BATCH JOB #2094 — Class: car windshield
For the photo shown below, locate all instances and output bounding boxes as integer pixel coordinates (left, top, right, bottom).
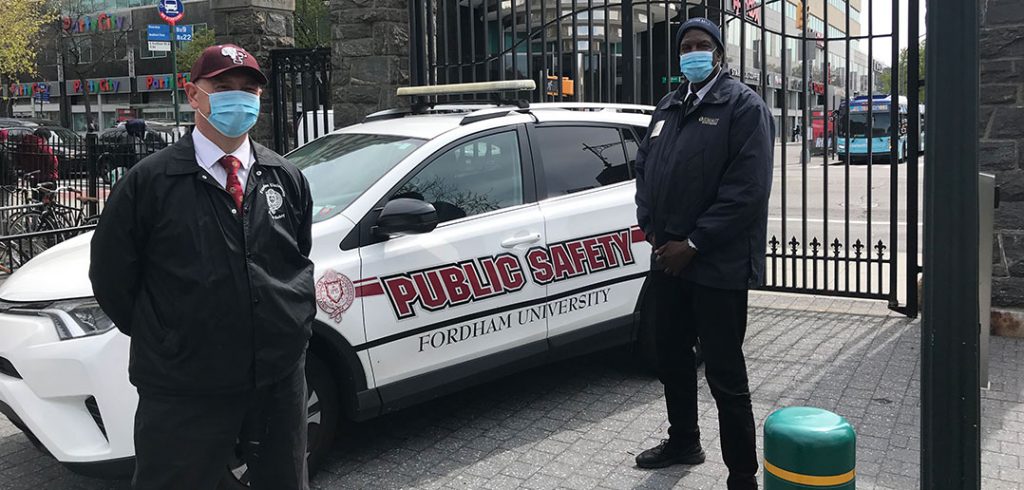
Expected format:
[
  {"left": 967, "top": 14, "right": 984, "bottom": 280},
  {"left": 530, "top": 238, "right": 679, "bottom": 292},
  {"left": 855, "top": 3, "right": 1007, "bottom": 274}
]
[
  {"left": 287, "top": 133, "right": 425, "bottom": 222},
  {"left": 846, "top": 112, "right": 892, "bottom": 138}
]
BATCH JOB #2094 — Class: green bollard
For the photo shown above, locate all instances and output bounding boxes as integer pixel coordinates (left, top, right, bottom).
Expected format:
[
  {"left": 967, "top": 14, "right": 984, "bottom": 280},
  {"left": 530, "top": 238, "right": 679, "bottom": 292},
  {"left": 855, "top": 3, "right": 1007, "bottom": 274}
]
[{"left": 764, "top": 407, "right": 856, "bottom": 489}]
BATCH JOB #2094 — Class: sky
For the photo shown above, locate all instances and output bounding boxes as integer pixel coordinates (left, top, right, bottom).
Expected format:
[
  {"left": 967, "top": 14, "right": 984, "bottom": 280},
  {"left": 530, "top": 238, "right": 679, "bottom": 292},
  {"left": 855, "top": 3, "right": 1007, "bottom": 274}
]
[{"left": 865, "top": 0, "right": 927, "bottom": 66}]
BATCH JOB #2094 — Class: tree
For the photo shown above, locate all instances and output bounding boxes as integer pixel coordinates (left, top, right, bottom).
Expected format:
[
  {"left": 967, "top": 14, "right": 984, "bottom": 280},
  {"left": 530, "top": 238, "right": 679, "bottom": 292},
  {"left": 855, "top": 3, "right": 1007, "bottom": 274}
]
[
  {"left": 295, "top": 0, "right": 330, "bottom": 49},
  {"left": 878, "top": 40, "right": 926, "bottom": 100},
  {"left": 177, "top": 28, "right": 218, "bottom": 74},
  {"left": 0, "top": 0, "right": 53, "bottom": 116},
  {"left": 53, "top": 0, "right": 131, "bottom": 130}
]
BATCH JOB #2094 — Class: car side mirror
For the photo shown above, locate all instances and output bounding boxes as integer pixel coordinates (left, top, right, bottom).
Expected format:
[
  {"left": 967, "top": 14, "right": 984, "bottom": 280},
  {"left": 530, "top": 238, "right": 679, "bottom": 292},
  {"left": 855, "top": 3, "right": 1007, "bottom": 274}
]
[{"left": 373, "top": 198, "right": 439, "bottom": 237}]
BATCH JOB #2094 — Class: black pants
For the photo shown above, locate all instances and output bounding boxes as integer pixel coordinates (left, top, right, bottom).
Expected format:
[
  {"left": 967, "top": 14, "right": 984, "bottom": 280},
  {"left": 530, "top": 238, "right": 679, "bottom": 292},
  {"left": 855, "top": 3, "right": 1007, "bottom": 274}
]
[
  {"left": 650, "top": 270, "right": 758, "bottom": 489},
  {"left": 132, "top": 360, "right": 309, "bottom": 490}
]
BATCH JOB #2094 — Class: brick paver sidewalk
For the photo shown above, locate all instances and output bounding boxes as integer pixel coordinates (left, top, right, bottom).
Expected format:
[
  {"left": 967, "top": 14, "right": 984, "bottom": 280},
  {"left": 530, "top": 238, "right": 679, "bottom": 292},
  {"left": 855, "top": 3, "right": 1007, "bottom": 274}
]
[{"left": 2, "top": 294, "right": 1022, "bottom": 489}]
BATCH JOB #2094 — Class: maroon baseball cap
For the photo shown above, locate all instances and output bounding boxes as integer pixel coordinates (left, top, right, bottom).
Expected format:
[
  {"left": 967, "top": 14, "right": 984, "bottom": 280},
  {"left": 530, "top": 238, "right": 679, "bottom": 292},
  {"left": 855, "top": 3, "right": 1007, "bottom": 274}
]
[{"left": 190, "top": 44, "right": 268, "bottom": 85}]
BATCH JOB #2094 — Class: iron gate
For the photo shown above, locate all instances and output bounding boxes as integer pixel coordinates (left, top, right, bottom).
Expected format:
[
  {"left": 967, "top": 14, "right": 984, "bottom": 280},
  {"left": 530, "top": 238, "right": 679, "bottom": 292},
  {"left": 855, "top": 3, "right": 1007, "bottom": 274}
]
[
  {"left": 270, "top": 47, "right": 333, "bottom": 155},
  {"left": 409, "top": 0, "right": 922, "bottom": 316}
]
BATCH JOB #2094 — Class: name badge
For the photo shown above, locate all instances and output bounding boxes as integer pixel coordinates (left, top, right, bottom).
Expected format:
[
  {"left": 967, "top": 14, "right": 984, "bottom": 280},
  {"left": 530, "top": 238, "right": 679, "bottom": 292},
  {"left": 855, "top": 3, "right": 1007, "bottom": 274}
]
[
  {"left": 651, "top": 120, "right": 665, "bottom": 138},
  {"left": 699, "top": 116, "right": 719, "bottom": 126}
]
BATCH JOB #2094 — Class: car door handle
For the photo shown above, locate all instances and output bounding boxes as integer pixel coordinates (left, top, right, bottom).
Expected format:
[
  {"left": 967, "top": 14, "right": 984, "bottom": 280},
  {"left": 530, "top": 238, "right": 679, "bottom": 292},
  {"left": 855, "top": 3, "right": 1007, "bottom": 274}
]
[{"left": 501, "top": 233, "right": 542, "bottom": 248}]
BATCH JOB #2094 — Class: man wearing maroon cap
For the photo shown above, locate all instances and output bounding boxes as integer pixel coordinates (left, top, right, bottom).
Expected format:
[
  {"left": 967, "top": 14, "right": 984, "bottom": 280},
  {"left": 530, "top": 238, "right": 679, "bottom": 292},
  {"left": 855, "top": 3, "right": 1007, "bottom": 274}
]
[{"left": 90, "top": 44, "right": 315, "bottom": 490}]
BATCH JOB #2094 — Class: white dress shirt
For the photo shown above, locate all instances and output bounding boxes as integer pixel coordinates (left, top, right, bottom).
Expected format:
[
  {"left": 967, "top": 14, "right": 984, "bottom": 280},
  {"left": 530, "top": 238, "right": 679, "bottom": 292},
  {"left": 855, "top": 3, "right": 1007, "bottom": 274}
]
[
  {"left": 193, "top": 127, "right": 255, "bottom": 190},
  {"left": 687, "top": 67, "right": 724, "bottom": 104}
]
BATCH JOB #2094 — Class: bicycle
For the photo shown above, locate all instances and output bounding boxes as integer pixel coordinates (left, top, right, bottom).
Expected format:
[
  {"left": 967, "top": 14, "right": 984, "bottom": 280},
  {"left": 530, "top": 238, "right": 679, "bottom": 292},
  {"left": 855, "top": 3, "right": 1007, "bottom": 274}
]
[{"left": 4, "top": 184, "right": 101, "bottom": 263}]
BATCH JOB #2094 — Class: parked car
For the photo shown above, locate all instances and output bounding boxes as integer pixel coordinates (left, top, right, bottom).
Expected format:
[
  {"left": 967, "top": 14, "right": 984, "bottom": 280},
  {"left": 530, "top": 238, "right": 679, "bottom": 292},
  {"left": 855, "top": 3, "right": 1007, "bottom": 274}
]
[
  {"left": 0, "top": 125, "right": 86, "bottom": 179},
  {"left": 0, "top": 85, "right": 657, "bottom": 485},
  {"left": 0, "top": 117, "right": 60, "bottom": 129}
]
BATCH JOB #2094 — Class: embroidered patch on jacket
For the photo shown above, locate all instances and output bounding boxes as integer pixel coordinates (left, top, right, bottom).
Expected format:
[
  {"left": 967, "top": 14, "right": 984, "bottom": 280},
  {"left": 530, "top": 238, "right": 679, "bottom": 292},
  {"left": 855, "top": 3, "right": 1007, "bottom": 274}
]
[
  {"left": 316, "top": 270, "right": 355, "bottom": 323},
  {"left": 699, "top": 116, "right": 719, "bottom": 126},
  {"left": 260, "top": 183, "right": 286, "bottom": 220}
]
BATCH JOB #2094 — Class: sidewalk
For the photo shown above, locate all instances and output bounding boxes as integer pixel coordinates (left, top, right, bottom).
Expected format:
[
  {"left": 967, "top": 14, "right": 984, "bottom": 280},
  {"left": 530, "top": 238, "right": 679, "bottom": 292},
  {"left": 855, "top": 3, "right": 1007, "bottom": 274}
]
[{"left": 1, "top": 294, "right": 1022, "bottom": 489}]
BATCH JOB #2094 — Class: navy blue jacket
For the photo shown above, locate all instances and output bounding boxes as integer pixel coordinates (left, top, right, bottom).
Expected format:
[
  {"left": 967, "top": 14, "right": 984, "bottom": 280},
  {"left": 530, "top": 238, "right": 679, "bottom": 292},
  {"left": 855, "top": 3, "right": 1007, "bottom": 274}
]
[{"left": 635, "top": 72, "right": 774, "bottom": 290}]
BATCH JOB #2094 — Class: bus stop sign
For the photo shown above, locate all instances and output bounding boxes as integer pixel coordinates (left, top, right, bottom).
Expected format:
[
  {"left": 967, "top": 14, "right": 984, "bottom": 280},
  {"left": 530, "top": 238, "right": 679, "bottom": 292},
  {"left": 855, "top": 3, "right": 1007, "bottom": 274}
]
[{"left": 158, "top": 0, "right": 184, "bottom": 25}]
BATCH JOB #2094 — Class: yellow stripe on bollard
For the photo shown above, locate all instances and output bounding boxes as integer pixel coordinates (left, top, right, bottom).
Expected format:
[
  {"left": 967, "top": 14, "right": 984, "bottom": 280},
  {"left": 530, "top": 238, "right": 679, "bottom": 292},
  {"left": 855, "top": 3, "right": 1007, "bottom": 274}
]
[{"left": 764, "top": 461, "right": 856, "bottom": 487}]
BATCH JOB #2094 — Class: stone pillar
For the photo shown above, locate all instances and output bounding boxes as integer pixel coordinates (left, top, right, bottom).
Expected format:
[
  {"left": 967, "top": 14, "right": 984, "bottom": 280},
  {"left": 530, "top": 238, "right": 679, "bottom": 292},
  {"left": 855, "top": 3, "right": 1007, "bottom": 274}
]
[
  {"left": 330, "top": 0, "right": 410, "bottom": 128},
  {"left": 979, "top": 0, "right": 1024, "bottom": 315},
  {"left": 210, "top": 0, "right": 296, "bottom": 146}
]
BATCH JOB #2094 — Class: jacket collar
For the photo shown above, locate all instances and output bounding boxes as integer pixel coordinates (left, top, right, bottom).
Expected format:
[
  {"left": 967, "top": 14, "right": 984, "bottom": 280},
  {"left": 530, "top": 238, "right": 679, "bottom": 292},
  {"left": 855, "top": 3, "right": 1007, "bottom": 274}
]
[
  {"left": 670, "top": 70, "right": 732, "bottom": 108},
  {"left": 165, "top": 132, "right": 281, "bottom": 176}
]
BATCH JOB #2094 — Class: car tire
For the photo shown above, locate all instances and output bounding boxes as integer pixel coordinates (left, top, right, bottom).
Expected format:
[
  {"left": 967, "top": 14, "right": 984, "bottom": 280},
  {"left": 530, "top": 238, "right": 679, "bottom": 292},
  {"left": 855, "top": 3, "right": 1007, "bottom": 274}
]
[{"left": 219, "top": 352, "right": 341, "bottom": 489}]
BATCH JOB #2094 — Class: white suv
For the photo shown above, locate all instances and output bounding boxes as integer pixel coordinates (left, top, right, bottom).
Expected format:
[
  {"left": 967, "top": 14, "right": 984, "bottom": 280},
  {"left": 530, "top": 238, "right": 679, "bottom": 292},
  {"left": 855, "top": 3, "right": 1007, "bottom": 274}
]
[{"left": 0, "top": 90, "right": 656, "bottom": 484}]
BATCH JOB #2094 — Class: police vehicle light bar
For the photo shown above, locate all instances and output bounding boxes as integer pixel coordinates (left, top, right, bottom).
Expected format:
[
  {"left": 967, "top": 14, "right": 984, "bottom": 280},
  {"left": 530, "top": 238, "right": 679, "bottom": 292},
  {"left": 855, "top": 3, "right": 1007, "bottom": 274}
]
[{"left": 397, "top": 80, "right": 537, "bottom": 97}]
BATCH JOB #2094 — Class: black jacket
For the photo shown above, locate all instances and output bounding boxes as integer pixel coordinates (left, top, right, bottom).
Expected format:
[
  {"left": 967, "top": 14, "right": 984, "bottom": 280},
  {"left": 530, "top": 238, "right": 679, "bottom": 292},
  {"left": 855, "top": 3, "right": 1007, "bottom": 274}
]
[
  {"left": 635, "top": 72, "right": 775, "bottom": 290},
  {"left": 90, "top": 134, "right": 316, "bottom": 395}
]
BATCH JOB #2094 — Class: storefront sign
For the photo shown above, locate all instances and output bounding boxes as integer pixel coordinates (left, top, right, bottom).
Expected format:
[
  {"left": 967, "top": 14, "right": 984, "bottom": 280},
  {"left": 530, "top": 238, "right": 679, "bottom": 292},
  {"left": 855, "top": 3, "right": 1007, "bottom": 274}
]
[
  {"left": 732, "top": 0, "right": 761, "bottom": 23},
  {"left": 62, "top": 13, "right": 131, "bottom": 33},
  {"left": 67, "top": 77, "right": 132, "bottom": 95},
  {"left": 137, "top": 73, "right": 192, "bottom": 92},
  {"left": 7, "top": 81, "right": 61, "bottom": 99}
]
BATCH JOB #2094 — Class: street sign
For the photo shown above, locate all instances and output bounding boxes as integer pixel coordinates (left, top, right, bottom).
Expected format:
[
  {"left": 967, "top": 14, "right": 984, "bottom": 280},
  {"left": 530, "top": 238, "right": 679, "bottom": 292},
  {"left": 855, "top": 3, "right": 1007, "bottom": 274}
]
[
  {"left": 175, "top": 25, "right": 193, "bottom": 41},
  {"left": 158, "top": 0, "right": 184, "bottom": 25},
  {"left": 147, "top": 24, "right": 170, "bottom": 41},
  {"left": 149, "top": 41, "right": 172, "bottom": 52}
]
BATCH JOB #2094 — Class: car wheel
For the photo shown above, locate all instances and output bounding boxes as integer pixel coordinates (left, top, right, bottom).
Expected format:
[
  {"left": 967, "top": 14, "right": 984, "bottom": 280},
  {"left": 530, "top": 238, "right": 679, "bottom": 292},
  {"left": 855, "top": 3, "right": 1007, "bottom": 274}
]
[{"left": 219, "top": 353, "right": 341, "bottom": 489}]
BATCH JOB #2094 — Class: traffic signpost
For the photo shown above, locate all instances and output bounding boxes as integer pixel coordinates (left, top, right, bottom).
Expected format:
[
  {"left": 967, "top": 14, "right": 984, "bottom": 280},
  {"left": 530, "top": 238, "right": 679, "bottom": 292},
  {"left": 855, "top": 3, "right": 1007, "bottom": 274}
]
[{"left": 157, "top": 0, "right": 185, "bottom": 128}]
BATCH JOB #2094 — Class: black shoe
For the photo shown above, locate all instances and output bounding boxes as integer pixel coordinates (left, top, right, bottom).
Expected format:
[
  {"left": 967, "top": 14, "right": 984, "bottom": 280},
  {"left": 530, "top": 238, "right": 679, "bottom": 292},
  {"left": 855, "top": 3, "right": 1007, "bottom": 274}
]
[{"left": 635, "top": 439, "right": 706, "bottom": 469}]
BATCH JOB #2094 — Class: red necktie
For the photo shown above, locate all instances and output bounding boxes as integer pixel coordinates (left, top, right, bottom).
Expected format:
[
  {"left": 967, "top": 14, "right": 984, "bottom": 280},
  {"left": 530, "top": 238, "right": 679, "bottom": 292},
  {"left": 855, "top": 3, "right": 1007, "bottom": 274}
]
[{"left": 218, "top": 155, "right": 244, "bottom": 215}]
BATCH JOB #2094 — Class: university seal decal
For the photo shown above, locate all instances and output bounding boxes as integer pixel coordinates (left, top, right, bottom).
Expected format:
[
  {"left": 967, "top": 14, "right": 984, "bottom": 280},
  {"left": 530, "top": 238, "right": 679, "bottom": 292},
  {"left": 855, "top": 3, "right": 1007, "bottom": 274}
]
[
  {"left": 316, "top": 270, "right": 355, "bottom": 323},
  {"left": 260, "top": 183, "right": 285, "bottom": 219}
]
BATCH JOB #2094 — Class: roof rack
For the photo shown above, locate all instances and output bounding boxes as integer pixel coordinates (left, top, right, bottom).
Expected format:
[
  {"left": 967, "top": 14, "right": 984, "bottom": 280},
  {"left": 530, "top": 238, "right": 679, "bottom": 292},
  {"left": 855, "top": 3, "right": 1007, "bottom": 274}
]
[
  {"left": 363, "top": 80, "right": 536, "bottom": 124},
  {"left": 362, "top": 82, "right": 657, "bottom": 125}
]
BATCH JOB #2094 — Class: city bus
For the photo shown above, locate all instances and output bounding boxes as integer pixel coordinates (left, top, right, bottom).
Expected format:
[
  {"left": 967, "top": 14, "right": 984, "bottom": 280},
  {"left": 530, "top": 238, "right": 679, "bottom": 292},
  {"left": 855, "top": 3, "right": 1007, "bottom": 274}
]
[{"left": 836, "top": 95, "right": 925, "bottom": 164}]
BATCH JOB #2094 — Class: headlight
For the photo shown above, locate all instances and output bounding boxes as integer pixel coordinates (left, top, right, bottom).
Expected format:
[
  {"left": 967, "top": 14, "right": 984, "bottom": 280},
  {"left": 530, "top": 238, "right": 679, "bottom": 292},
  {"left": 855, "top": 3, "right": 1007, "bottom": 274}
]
[{"left": 26, "top": 299, "right": 115, "bottom": 340}]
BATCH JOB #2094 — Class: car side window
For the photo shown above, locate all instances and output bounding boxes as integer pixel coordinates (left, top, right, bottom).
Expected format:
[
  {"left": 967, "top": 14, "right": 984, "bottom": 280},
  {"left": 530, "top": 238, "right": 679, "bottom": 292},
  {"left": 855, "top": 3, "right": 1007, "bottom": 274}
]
[
  {"left": 533, "top": 125, "right": 630, "bottom": 197},
  {"left": 395, "top": 130, "right": 524, "bottom": 224}
]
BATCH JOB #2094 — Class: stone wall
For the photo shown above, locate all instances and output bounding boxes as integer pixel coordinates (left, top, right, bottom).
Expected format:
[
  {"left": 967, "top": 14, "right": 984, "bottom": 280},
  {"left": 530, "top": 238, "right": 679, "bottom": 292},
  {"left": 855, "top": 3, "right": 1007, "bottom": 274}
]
[
  {"left": 330, "top": 0, "right": 410, "bottom": 128},
  {"left": 210, "top": 0, "right": 296, "bottom": 147},
  {"left": 980, "top": 0, "right": 1024, "bottom": 307}
]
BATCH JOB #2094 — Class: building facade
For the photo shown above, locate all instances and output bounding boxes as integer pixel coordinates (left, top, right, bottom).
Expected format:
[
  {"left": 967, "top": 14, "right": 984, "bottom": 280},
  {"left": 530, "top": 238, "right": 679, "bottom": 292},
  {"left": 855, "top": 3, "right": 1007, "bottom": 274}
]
[{"left": 3, "top": 0, "right": 212, "bottom": 131}]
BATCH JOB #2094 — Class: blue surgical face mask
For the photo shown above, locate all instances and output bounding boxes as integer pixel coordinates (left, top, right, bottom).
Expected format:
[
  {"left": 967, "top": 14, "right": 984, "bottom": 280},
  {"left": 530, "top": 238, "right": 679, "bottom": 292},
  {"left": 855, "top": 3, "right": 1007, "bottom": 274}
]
[
  {"left": 679, "top": 50, "right": 717, "bottom": 84},
  {"left": 198, "top": 87, "right": 260, "bottom": 138}
]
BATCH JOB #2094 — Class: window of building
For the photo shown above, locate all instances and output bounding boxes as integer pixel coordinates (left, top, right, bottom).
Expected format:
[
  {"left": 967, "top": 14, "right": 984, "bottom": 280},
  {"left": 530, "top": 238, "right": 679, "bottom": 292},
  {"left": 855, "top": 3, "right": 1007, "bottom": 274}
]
[
  {"left": 828, "top": 0, "right": 846, "bottom": 10},
  {"left": 114, "top": 35, "right": 128, "bottom": 60},
  {"left": 768, "top": 0, "right": 782, "bottom": 12},
  {"left": 785, "top": 1, "right": 797, "bottom": 19},
  {"left": 849, "top": 6, "right": 860, "bottom": 21},
  {"left": 809, "top": 15, "right": 825, "bottom": 34},
  {"left": 828, "top": 26, "right": 845, "bottom": 38},
  {"left": 69, "top": 37, "right": 93, "bottom": 64},
  {"left": 139, "top": 30, "right": 167, "bottom": 59},
  {"left": 396, "top": 131, "right": 524, "bottom": 223},
  {"left": 533, "top": 126, "right": 631, "bottom": 196}
]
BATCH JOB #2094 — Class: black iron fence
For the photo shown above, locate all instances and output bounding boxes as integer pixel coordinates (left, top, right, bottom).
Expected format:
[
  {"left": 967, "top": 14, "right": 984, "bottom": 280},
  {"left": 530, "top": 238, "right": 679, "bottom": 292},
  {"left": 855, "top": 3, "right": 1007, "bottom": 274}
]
[
  {"left": 270, "top": 48, "right": 333, "bottom": 155},
  {"left": 0, "top": 125, "right": 183, "bottom": 272},
  {"left": 409, "top": 0, "right": 922, "bottom": 315}
]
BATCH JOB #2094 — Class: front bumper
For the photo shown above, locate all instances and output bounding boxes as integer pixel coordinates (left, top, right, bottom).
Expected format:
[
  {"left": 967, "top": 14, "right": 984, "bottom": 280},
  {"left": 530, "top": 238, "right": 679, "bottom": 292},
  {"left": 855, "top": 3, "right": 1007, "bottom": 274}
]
[{"left": 0, "top": 311, "right": 137, "bottom": 473}]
